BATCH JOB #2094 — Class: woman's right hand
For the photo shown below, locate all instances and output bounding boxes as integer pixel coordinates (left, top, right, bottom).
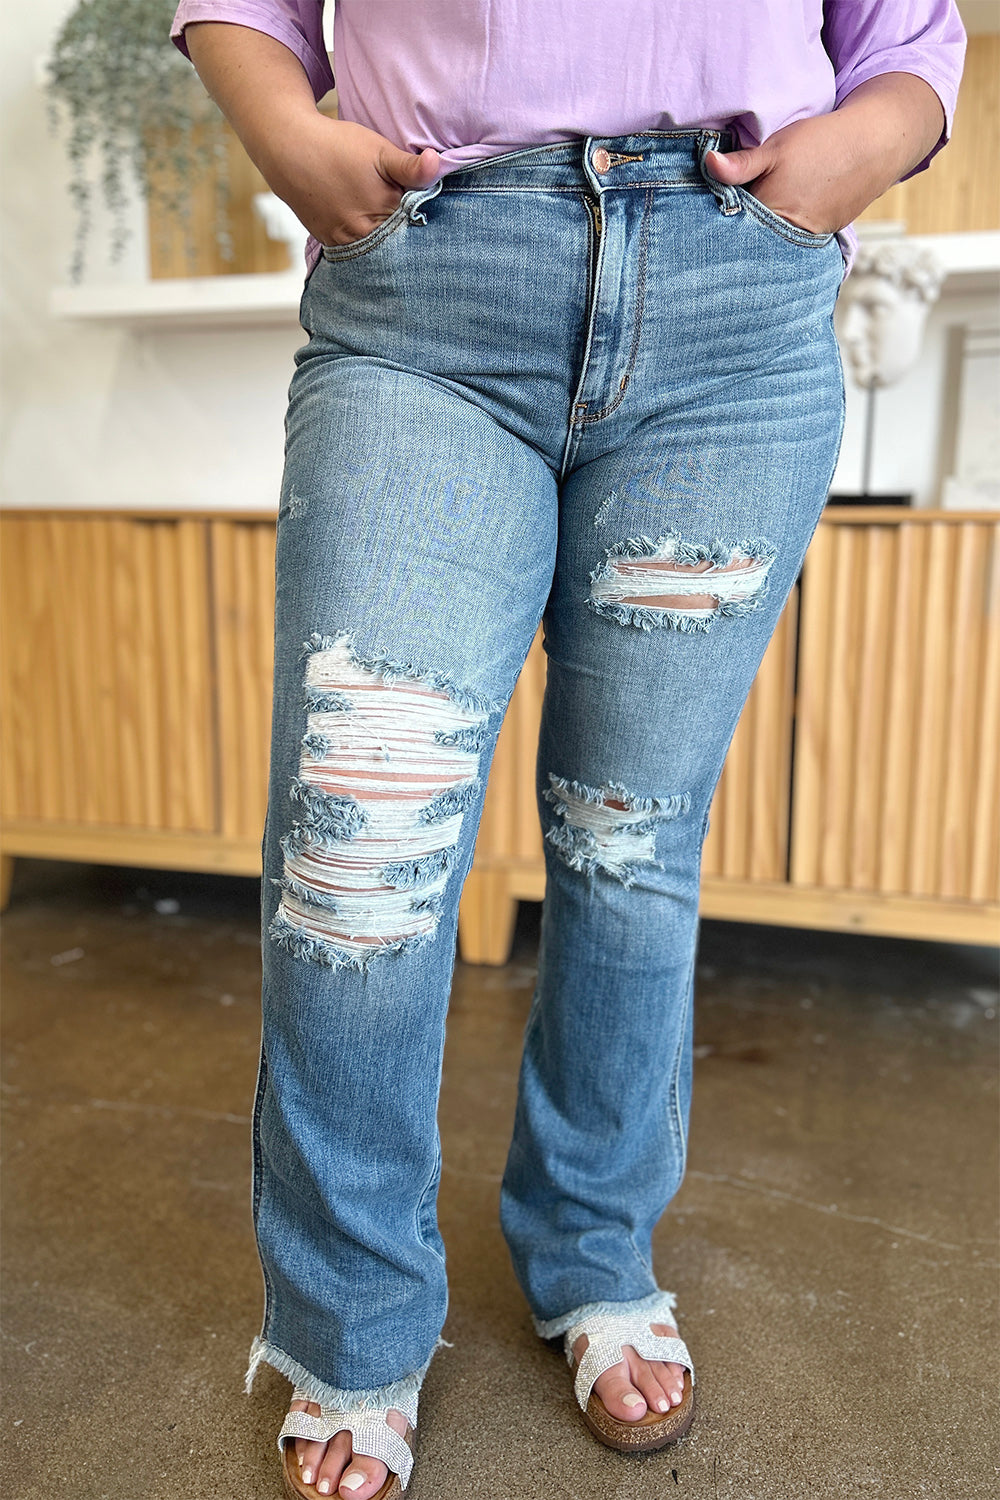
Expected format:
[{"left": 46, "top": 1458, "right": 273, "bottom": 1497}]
[
  {"left": 259, "top": 116, "right": 443, "bottom": 248},
  {"left": 182, "top": 22, "right": 441, "bottom": 249}
]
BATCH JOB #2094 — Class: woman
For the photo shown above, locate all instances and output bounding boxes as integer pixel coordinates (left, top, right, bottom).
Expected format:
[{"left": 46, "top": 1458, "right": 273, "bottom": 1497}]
[{"left": 170, "top": 5, "right": 965, "bottom": 1496}]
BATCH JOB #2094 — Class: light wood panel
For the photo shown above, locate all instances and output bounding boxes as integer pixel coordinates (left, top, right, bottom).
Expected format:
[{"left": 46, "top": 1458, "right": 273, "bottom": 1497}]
[
  {"left": 791, "top": 510, "right": 1000, "bottom": 902},
  {"left": 3, "top": 509, "right": 995, "bottom": 954},
  {"left": 459, "top": 634, "right": 546, "bottom": 961},
  {"left": 858, "top": 34, "right": 1000, "bottom": 234},
  {"left": 474, "top": 633, "right": 546, "bottom": 867},
  {"left": 0, "top": 512, "right": 216, "bottom": 833},
  {"left": 209, "top": 518, "right": 276, "bottom": 840},
  {"left": 147, "top": 121, "right": 293, "bottom": 279},
  {"left": 702, "top": 588, "right": 798, "bottom": 883},
  {"left": 146, "top": 102, "right": 338, "bottom": 279},
  {"left": 699, "top": 877, "right": 998, "bottom": 945}
]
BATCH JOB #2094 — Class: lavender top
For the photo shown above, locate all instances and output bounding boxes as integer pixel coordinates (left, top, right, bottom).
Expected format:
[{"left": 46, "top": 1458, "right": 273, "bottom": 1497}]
[{"left": 170, "top": 0, "right": 966, "bottom": 280}]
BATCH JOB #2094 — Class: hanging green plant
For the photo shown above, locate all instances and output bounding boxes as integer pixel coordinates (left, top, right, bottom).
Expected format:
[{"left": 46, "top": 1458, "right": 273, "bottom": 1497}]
[{"left": 46, "top": 0, "right": 234, "bottom": 281}]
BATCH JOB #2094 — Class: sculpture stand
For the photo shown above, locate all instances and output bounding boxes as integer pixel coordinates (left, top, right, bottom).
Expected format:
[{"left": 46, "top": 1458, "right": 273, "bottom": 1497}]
[{"left": 861, "top": 384, "right": 877, "bottom": 498}]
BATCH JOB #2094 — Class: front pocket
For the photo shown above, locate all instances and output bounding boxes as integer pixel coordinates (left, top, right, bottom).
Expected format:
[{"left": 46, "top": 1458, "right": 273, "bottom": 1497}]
[
  {"left": 320, "top": 198, "right": 412, "bottom": 261},
  {"left": 734, "top": 185, "right": 835, "bottom": 247}
]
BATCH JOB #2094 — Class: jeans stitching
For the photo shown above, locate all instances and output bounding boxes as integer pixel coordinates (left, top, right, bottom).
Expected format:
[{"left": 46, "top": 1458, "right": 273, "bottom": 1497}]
[
  {"left": 414, "top": 1134, "right": 446, "bottom": 1265},
  {"left": 320, "top": 204, "right": 411, "bottom": 261},
  {"left": 734, "top": 186, "right": 835, "bottom": 246},
  {"left": 567, "top": 195, "right": 605, "bottom": 435},
  {"left": 666, "top": 944, "right": 698, "bottom": 1171},
  {"left": 440, "top": 181, "right": 711, "bottom": 194},
  {"left": 444, "top": 130, "right": 726, "bottom": 180},
  {"left": 580, "top": 185, "right": 652, "bottom": 424},
  {"left": 250, "top": 1038, "right": 277, "bottom": 1336},
  {"left": 439, "top": 127, "right": 735, "bottom": 190}
]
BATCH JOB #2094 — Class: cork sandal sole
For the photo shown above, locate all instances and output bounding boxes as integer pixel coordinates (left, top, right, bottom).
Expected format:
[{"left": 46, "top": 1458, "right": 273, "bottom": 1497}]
[
  {"left": 576, "top": 1367, "right": 696, "bottom": 1453},
  {"left": 280, "top": 1423, "right": 413, "bottom": 1500}
]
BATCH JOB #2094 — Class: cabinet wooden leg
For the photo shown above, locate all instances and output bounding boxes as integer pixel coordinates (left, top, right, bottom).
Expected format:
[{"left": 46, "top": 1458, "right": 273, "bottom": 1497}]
[
  {"left": 0, "top": 854, "right": 14, "bottom": 912},
  {"left": 458, "top": 869, "right": 518, "bottom": 966}
]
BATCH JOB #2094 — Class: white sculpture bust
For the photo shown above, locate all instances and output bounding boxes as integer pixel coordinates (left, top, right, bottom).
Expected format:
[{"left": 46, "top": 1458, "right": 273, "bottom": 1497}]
[{"left": 839, "top": 240, "right": 946, "bottom": 389}]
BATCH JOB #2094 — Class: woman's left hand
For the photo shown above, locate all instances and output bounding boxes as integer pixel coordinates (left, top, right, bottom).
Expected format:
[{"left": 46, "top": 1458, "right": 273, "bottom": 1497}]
[{"left": 704, "top": 71, "right": 947, "bottom": 236}]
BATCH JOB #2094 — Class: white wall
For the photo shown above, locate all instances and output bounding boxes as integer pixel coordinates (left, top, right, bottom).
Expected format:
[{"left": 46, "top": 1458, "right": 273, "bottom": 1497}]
[
  {"left": 1, "top": 0, "right": 301, "bottom": 513},
  {"left": 1, "top": 1, "right": 995, "bottom": 514},
  {"left": 834, "top": 288, "right": 998, "bottom": 503}
]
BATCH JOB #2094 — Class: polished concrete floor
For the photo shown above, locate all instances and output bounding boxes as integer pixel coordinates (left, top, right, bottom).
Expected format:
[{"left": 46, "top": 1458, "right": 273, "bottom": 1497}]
[{"left": 2, "top": 858, "right": 997, "bottom": 1500}]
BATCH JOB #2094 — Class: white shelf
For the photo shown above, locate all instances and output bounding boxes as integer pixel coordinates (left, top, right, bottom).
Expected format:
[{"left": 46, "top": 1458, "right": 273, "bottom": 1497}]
[
  {"left": 49, "top": 232, "right": 1000, "bottom": 329},
  {"left": 892, "top": 230, "right": 1000, "bottom": 294},
  {"left": 49, "top": 270, "right": 306, "bottom": 329}
]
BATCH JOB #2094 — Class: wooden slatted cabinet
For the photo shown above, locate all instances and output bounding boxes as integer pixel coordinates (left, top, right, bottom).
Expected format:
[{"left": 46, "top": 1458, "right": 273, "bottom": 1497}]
[{"left": 1, "top": 508, "right": 997, "bottom": 953}]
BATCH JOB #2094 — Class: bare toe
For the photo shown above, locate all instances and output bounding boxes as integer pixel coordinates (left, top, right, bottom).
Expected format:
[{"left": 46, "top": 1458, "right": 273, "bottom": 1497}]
[
  {"left": 572, "top": 1324, "right": 691, "bottom": 1423},
  {"left": 290, "top": 1400, "right": 329, "bottom": 1487},
  {"left": 572, "top": 1331, "right": 648, "bottom": 1422},
  {"left": 334, "top": 1454, "right": 388, "bottom": 1496},
  {"left": 665, "top": 1359, "right": 687, "bottom": 1404},
  {"left": 623, "top": 1345, "right": 673, "bottom": 1413},
  {"left": 594, "top": 1363, "right": 648, "bottom": 1419},
  {"left": 649, "top": 1324, "right": 687, "bottom": 1405},
  {"left": 316, "top": 1407, "right": 409, "bottom": 1498},
  {"left": 310, "top": 1431, "right": 352, "bottom": 1494}
]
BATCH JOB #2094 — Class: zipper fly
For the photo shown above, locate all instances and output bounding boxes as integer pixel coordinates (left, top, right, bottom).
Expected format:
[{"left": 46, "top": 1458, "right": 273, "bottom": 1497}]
[
  {"left": 585, "top": 193, "right": 603, "bottom": 297},
  {"left": 586, "top": 193, "right": 603, "bottom": 247}
]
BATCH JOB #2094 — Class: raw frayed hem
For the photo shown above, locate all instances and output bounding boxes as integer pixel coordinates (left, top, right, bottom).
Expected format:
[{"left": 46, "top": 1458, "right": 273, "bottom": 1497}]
[
  {"left": 532, "top": 1287, "right": 680, "bottom": 1342},
  {"left": 244, "top": 1333, "right": 452, "bottom": 1432}
]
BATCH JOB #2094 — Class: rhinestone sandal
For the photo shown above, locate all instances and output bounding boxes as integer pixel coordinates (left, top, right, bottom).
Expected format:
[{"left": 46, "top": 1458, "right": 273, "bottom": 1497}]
[
  {"left": 277, "top": 1388, "right": 417, "bottom": 1499},
  {"left": 564, "top": 1292, "right": 695, "bottom": 1453}
]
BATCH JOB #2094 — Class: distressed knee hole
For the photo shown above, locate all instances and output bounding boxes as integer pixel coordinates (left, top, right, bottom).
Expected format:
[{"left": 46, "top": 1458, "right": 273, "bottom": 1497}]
[
  {"left": 269, "top": 632, "right": 497, "bottom": 971},
  {"left": 588, "top": 530, "right": 776, "bottom": 632},
  {"left": 543, "top": 773, "right": 691, "bottom": 887}
]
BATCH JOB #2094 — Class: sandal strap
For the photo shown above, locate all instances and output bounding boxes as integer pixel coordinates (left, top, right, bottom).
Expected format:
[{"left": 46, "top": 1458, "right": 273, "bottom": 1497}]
[
  {"left": 278, "top": 1401, "right": 415, "bottom": 1491},
  {"left": 564, "top": 1309, "right": 695, "bottom": 1414}
]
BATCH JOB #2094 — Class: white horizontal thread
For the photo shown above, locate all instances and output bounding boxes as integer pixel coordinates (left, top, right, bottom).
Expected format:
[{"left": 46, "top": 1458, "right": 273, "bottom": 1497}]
[{"left": 593, "top": 541, "right": 773, "bottom": 607}]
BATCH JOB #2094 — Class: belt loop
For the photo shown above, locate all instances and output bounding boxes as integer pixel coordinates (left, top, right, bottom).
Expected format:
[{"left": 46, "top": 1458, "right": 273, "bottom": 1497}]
[
  {"left": 404, "top": 176, "right": 445, "bottom": 225},
  {"left": 697, "top": 129, "right": 741, "bottom": 215},
  {"left": 581, "top": 136, "right": 604, "bottom": 198}
]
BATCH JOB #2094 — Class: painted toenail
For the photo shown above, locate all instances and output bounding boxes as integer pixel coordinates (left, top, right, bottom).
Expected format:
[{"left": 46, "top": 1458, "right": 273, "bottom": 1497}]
[
  {"left": 317, "top": 1483, "right": 331, "bottom": 1496},
  {"left": 657, "top": 1399, "right": 669, "bottom": 1411},
  {"left": 301, "top": 1470, "right": 313, "bottom": 1486},
  {"left": 622, "top": 1393, "right": 644, "bottom": 1408},
  {"left": 340, "top": 1475, "right": 366, "bottom": 1493}
]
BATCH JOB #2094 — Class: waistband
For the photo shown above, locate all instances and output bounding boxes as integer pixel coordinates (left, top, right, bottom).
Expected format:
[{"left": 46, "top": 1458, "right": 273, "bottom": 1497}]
[{"left": 437, "top": 128, "right": 739, "bottom": 196}]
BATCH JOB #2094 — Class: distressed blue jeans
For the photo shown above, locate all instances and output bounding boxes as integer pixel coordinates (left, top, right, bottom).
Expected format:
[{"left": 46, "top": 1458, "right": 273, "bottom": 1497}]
[{"left": 246, "top": 130, "right": 847, "bottom": 1414}]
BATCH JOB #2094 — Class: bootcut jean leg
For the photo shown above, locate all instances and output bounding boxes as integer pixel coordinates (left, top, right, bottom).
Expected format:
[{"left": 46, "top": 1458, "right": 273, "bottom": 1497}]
[
  {"left": 249, "top": 353, "right": 559, "bottom": 1404},
  {"left": 497, "top": 133, "right": 848, "bottom": 1333}
]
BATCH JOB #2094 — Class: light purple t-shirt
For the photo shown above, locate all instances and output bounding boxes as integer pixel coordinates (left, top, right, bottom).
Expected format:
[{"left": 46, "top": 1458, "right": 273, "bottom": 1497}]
[{"left": 170, "top": 0, "right": 966, "bottom": 281}]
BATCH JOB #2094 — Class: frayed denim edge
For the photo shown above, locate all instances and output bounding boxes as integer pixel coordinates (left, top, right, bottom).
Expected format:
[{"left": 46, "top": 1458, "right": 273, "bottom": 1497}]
[
  {"left": 245, "top": 1332, "right": 452, "bottom": 1433},
  {"left": 268, "top": 906, "right": 437, "bottom": 972},
  {"left": 587, "top": 530, "right": 776, "bottom": 633},
  {"left": 543, "top": 823, "right": 656, "bottom": 889},
  {"left": 533, "top": 1287, "right": 680, "bottom": 1342},
  {"left": 543, "top": 774, "right": 690, "bottom": 820},
  {"left": 587, "top": 584, "right": 772, "bottom": 633},
  {"left": 299, "top": 630, "right": 505, "bottom": 719},
  {"left": 596, "top": 531, "right": 776, "bottom": 568}
]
